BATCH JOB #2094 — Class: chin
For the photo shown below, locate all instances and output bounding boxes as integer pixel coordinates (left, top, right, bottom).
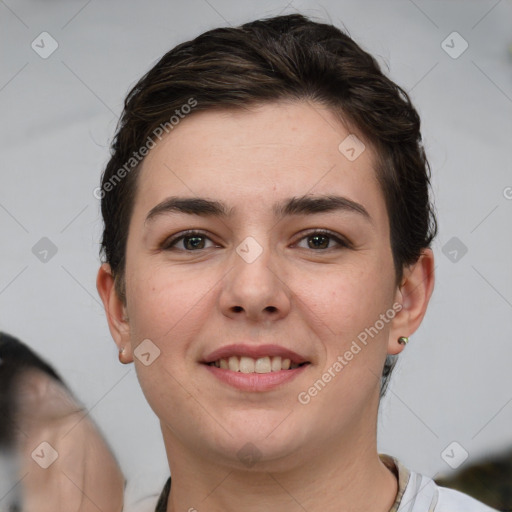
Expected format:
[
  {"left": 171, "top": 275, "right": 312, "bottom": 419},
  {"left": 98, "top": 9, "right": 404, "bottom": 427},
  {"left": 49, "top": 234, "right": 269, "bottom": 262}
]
[{"left": 198, "top": 412, "right": 311, "bottom": 470}]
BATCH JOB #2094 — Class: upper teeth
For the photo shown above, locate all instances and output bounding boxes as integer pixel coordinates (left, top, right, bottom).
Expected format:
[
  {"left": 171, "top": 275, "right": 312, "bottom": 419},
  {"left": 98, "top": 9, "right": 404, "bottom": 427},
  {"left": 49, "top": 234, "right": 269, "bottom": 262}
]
[{"left": 209, "top": 356, "right": 300, "bottom": 373}]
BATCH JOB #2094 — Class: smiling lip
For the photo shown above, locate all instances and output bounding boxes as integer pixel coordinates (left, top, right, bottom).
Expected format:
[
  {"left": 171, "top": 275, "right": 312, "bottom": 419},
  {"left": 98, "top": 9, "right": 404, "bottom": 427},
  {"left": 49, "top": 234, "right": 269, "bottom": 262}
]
[
  {"left": 201, "top": 344, "right": 310, "bottom": 392},
  {"left": 203, "top": 364, "right": 308, "bottom": 392}
]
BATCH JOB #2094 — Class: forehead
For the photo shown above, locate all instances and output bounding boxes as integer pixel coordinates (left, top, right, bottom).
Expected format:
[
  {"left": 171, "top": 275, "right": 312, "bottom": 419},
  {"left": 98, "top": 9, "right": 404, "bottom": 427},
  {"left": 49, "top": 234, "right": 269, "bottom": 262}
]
[{"left": 133, "top": 100, "right": 387, "bottom": 226}]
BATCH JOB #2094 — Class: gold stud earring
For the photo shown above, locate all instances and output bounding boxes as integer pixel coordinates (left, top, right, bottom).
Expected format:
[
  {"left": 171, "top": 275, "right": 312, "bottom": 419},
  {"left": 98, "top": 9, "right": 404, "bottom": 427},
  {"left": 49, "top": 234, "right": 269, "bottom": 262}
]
[{"left": 397, "top": 336, "right": 409, "bottom": 345}]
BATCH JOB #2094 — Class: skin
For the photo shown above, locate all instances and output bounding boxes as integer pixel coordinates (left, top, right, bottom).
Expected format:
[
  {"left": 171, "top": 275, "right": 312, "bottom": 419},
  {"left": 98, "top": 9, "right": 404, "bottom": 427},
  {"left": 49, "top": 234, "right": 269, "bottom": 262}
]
[
  {"left": 97, "top": 100, "right": 435, "bottom": 511},
  {"left": 14, "top": 369, "right": 125, "bottom": 512}
]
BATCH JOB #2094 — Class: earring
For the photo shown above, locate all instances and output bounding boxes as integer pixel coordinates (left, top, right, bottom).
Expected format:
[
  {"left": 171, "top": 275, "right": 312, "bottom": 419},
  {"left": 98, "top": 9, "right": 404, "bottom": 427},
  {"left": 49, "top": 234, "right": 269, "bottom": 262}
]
[
  {"left": 397, "top": 336, "right": 409, "bottom": 345},
  {"left": 118, "top": 348, "right": 126, "bottom": 363}
]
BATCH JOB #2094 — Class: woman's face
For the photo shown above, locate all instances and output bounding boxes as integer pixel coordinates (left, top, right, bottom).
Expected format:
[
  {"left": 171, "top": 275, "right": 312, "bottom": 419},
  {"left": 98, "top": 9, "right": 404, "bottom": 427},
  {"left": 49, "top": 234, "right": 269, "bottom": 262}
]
[{"left": 102, "top": 100, "right": 427, "bottom": 469}]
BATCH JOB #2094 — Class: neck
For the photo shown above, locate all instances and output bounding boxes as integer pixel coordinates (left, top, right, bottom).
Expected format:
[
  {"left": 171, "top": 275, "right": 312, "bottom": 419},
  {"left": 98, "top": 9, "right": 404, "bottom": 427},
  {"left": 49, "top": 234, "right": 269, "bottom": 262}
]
[{"left": 161, "top": 422, "right": 397, "bottom": 512}]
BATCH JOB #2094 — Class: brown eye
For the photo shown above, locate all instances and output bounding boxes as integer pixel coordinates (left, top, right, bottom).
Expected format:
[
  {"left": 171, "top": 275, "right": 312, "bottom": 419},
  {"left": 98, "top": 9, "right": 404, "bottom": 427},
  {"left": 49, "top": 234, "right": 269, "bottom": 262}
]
[
  {"left": 307, "top": 234, "right": 330, "bottom": 249},
  {"left": 183, "top": 235, "right": 206, "bottom": 250},
  {"left": 295, "top": 230, "right": 349, "bottom": 250},
  {"left": 162, "top": 231, "right": 217, "bottom": 251}
]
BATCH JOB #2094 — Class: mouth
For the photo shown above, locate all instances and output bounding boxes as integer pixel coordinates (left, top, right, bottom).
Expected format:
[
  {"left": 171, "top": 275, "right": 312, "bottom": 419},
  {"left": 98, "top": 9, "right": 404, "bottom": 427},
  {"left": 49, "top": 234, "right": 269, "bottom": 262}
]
[{"left": 201, "top": 344, "right": 310, "bottom": 391}]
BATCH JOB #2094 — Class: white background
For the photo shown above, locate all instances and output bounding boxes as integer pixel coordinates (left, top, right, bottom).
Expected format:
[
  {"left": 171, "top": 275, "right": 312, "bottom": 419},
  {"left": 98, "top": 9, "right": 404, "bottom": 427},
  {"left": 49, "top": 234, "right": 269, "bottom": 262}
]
[{"left": 1, "top": 0, "right": 511, "bottom": 485}]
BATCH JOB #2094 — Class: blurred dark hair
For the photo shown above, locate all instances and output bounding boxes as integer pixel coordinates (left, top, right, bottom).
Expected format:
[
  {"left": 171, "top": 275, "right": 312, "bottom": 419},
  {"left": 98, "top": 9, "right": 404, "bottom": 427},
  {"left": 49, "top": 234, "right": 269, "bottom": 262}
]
[
  {"left": 98, "top": 13, "right": 437, "bottom": 394},
  {"left": 0, "top": 332, "right": 64, "bottom": 448}
]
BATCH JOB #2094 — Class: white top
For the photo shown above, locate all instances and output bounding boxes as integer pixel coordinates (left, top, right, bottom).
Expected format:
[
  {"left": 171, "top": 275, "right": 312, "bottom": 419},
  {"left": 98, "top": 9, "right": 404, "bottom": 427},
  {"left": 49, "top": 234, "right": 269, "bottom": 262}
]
[
  {"left": 123, "top": 456, "right": 498, "bottom": 512},
  {"left": 396, "top": 467, "right": 497, "bottom": 511}
]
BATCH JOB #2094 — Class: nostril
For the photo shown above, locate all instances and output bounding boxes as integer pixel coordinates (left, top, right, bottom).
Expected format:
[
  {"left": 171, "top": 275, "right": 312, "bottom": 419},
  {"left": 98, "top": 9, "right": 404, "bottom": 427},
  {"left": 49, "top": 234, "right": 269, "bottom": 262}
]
[{"left": 230, "top": 305, "right": 278, "bottom": 314}]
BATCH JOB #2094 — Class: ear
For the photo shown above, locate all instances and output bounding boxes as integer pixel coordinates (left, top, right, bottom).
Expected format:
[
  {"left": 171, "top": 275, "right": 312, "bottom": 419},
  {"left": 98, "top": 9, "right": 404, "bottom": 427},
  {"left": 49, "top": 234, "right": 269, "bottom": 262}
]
[
  {"left": 388, "top": 248, "right": 435, "bottom": 355},
  {"left": 96, "top": 263, "right": 133, "bottom": 363}
]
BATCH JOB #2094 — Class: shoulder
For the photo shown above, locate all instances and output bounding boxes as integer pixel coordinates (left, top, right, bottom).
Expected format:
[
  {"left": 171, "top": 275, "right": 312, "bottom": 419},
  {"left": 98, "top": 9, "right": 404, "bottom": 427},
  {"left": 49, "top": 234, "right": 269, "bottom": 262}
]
[
  {"left": 436, "top": 485, "right": 498, "bottom": 511},
  {"left": 400, "top": 463, "right": 498, "bottom": 512}
]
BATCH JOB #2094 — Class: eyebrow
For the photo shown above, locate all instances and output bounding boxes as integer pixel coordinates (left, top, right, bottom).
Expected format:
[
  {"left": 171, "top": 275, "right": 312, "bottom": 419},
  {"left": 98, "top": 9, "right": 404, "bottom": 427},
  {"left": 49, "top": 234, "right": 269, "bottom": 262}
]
[{"left": 144, "top": 195, "right": 372, "bottom": 225}]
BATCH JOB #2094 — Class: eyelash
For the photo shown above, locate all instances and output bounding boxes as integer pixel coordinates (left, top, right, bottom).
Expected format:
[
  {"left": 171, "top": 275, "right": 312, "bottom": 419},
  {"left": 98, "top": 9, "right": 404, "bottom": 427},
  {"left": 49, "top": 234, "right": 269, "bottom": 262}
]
[{"left": 161, "top": 229, "right": 350, "bottom": 252}]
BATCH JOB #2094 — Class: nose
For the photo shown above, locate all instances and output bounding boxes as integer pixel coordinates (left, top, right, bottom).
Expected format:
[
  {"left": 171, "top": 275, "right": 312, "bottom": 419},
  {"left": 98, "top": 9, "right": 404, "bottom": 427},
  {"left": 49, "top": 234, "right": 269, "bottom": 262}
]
[{"left": 218, "top": 243, "right": 291, "bottom": 323}]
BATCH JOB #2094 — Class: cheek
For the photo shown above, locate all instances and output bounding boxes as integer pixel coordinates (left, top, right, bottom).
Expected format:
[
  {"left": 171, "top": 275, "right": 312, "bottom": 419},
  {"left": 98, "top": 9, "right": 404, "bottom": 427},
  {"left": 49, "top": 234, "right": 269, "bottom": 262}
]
[
  {"left": 295, "top": 263, "right": 389, "bottom": 336},
  {"left": 125, "top": 259, "right": 219, "bottom": 343}
]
